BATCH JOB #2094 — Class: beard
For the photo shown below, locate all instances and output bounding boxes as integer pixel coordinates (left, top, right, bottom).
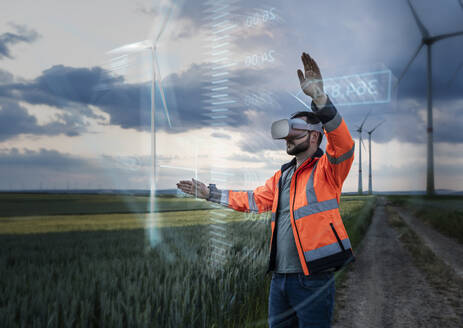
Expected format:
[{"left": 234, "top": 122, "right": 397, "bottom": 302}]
[{"left": 286, "top": 137, "right": 310, "bottom": 155}]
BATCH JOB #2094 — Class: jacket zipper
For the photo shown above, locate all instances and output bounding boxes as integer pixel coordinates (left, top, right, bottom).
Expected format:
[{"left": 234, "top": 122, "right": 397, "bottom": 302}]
[
  {"left": 266, "top": 176, "right": 282, "bottom": 274},
  {"left": 267, "top": 157, "right": 313, "bottom": 274},
  {"left": 292, "top": 162, "right": 306, "bottom": 273}
]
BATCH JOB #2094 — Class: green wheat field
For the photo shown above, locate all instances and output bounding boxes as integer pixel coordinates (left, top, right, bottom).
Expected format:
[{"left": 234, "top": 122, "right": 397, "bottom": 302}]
[{"left": 0, "top": 193, "right": 375, "bottom": 327}]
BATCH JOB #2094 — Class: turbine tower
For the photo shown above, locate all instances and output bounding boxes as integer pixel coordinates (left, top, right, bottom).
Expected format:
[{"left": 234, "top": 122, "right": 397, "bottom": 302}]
[
  {"left": 367, "top": 121, "right": 385, "bottom": 195},
  {"left": 356, "top": 111, "right": 370, "bottom": 195},
  {"left": 108, "top": 9, "right": 173, "bottom": 248},
  {"left": 395, "top": 0, "right": 463, "bottom": 195}
]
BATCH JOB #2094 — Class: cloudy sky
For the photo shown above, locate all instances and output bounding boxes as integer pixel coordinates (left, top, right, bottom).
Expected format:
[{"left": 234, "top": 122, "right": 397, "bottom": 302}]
[{"left": 1, "top": 0, "right": 462, "bottom": 193}]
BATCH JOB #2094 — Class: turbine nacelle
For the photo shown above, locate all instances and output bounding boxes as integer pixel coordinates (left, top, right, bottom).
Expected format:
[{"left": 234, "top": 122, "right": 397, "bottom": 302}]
[{"left": 394, "top": 0, "right": 463, "bottom": 90}]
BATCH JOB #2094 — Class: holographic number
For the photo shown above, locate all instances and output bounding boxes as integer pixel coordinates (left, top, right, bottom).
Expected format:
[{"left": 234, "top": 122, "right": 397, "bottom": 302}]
[
  {"left": 243, "top": 90, "right": 274, "bottom": 107},
  {"left": 318, "top": 70, "right": 391, "bottom": 106},
  {"left": 325, "top": 78, "right": 380, "bottom": 98},
  {"left": 245, "top": 50, "right": 275, "bottom": 66},
  {"left": 246, "top": 8, "right": 276, "bottom": 27}
]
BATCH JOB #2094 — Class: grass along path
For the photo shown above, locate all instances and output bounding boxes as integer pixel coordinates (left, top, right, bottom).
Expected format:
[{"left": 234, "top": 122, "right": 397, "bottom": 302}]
[
  {"left": 393, "top": 206, "right": 463, "bottom": 278},
  {"left": 386, "top": 195, "right": 463, "bottom": 244}
]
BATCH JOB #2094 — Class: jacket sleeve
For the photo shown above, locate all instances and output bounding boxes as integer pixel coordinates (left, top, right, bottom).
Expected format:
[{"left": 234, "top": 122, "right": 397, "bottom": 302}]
[
  {"left": 312, "top": 95, "right": 355, "bottom": 190},
  {"left": 207, "top": 172, "right": 277, "bottom": 213}
]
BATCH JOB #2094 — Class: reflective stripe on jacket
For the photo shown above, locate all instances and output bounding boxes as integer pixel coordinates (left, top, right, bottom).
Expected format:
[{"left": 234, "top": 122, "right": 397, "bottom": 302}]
[{"left": 208, "top": 96, "right": 355, "bottom": 276}]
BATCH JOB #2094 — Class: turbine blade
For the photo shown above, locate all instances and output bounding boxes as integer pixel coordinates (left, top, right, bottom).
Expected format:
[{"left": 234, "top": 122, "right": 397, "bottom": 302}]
[
  {"left": 361, "top": 138, "right": 366, "bottom": 152},
  {"left": 154, "top": 7, "right": 173, "bottom": 44},
  {"left": 431, "top": 30, "right": 463, "bottom": 43},
  {"left": 368, "top": 120, "right": 385, "bottom": 133},
  {"left": 107, "top": 40, "right": 151, "bottom": 54},
  {"left": 359, "top": 110, "right": 371, "bottom": 130},
  {"left": 154, "top": 53, "right": 173, "bottom": 128},
  {"left": 447, "top": 62, "right": 463, "bottom": 87},
  {"left": 407, "top": 0, "right": 430, "bottom": 38},
  {"left": 393, "top": 42, "right": 424, "bottom": 89}
]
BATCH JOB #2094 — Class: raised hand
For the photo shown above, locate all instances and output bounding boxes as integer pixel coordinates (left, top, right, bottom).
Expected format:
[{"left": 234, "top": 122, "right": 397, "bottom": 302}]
[
  {"left": 176, "top": 178, "right": 209, "bottom": 199},
  {"left": 297, "top": 52, "right": 326, "bottom": 105}
]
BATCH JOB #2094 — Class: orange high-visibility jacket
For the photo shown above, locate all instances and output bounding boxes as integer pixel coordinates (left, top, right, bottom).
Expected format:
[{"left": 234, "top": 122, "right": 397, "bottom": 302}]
[{"left": 207, "top": 96, "right": 355, "bottom": 276}]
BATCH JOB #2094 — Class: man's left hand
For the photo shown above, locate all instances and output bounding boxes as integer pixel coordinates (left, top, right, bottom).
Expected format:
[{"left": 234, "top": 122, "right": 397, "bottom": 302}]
[{"left": 297, "top": 52, "right": 327, "bottom": 108}]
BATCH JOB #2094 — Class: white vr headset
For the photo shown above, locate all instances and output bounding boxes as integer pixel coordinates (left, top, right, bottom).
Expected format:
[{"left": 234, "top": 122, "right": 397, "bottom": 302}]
[{"left": 271, "top": 118, "right": 323, "bottom": 140}]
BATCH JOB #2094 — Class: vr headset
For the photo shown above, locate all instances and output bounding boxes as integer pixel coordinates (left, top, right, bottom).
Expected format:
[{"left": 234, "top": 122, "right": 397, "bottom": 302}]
[{"left": 271, "top": 112, "right": 323, "bottom": 140}]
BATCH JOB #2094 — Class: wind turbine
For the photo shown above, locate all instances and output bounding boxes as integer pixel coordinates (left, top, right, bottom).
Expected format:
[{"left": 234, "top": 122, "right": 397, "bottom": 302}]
[
  {"left": 356, "top": 111, "right": 370, "bottom": 195},
  {"left": 395, "top": 0, "right": 463, "bottom": 195},
  {"left": 367, "top": 120, "right": 385, "bottom": 195},
  {"left": 108, "top": 9, "right": 173, "bottom": 247}
]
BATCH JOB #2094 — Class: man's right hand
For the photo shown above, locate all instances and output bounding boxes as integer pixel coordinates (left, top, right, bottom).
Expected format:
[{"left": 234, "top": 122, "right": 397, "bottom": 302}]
[{"left": 176, "top": 178, "right": 210, "bottom": 199}]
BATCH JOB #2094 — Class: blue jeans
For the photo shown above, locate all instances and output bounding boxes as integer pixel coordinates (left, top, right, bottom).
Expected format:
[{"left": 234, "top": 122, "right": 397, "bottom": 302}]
[{"left": 268, "top": 272, "right": 335, "bottom": 328}]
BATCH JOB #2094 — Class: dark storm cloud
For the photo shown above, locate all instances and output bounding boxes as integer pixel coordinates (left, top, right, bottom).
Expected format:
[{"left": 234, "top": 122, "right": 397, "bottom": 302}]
[
  {"left": 160, "top": 63, "right": 268, "bottom": 131},
  {"left": 5, "top": 59, "right": 459, "bottom": 149},
  {"left": 167, "top": 0, "right": 463, "bottom": 149},
  {"left": 0, "top": 24, "right": 40, "bottom": 59},
  {"left": 0, "top": 100, "right": 86, "bottom": 141},
  {"left": 0, "top": 69, "right": 14, "bottom": 84},
  {"left": 0, "top": 101, "right": 41, "bottom": 141},
  {"left": 0, "top": 63, "right": 260, "bottom": 137},
  {"left": 3, "top": 65, "right": 117, "bottom": 119},
  {"left": 0, "top": 65, "right": 143, "bottom": 138},
  {"left": 3, "top": 0, "right": 463, "bottom": 144}
]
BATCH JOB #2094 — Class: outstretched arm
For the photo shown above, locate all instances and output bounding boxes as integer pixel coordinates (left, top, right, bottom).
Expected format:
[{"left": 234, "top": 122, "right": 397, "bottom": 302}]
[{"left": 176, "top": 175, "right": 276, "bottom": 213}]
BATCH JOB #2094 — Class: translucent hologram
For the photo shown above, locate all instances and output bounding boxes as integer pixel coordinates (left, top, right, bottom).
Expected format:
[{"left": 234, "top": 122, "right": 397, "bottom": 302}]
[
  {"left": 294, "top": 69, "right": 393, "bottom": 107},
  {"left": 145, "top": 212, "right": 162, "bottom": 249}
]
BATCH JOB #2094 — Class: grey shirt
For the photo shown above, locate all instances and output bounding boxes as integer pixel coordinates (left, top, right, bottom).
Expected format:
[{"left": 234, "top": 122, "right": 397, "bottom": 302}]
[{"left": 275, "top": 164, "right": 303, "bottom": 273}]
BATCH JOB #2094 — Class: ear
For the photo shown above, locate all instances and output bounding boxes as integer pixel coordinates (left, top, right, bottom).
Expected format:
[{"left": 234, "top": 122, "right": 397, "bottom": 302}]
[{"left": 310, "top": 131, "right": 319, "bottom": 144}]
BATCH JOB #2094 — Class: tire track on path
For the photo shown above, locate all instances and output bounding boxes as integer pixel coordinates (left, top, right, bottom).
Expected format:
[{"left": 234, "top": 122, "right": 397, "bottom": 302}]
[
  {"left": 393, "top": 206, "right": 463, "bottom": 278},
  {"left": 333, "top": 197, "right": 460, "bottom": 328}
]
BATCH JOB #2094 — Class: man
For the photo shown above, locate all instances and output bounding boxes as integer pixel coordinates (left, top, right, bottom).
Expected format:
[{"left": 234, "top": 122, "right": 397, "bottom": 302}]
[{"left": 177, "top": 52, "right": 355, "bottom": 327}]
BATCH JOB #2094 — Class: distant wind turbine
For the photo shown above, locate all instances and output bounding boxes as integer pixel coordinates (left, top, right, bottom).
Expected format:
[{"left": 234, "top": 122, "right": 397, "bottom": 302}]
[
  {"left": 108, "top": 9, "right": 173, "bottom": 216},
  {"left": 394, "top": 0, "right": 463, "bottom": 195},
  {"left": 108, "top": 8, "right": 174, "bottom": 249},
  {"left": 356, "top": 111, "right": 370, "bottom": 195},
  {"left": 367, "top": 120, "right": 385, "bottom": 195}
]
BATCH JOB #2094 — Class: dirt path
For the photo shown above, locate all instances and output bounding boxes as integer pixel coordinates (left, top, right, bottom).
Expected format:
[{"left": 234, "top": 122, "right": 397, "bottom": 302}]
[
  {"left": 393, "top": 206, "right": 463, "bottom": 278},
  {"left": 333, "top": 197, "right": 461, "bottom": 328}
]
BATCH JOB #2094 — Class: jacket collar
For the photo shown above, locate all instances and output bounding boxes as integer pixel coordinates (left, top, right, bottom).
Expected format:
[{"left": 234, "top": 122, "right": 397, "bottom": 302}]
[{"left": 280, "top": 147, "right": 324, "bottom": 173}]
